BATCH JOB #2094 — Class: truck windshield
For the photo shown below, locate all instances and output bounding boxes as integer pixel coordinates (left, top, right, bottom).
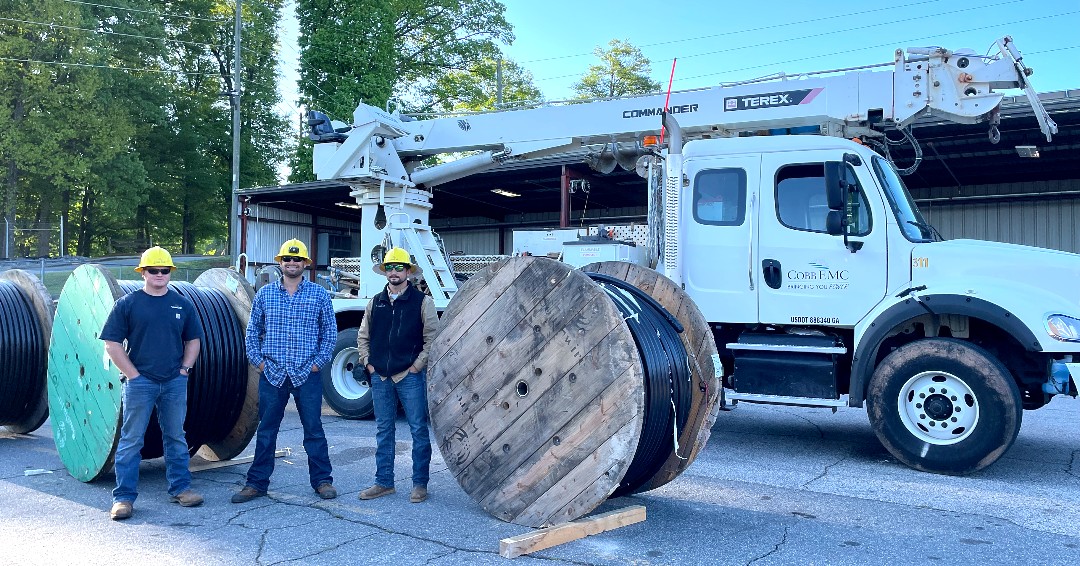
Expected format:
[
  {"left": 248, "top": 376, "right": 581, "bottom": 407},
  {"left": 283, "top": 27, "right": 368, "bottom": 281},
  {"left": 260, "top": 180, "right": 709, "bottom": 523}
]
[{"left": 873, "top": 156, "right": 937, "bottom": 242}]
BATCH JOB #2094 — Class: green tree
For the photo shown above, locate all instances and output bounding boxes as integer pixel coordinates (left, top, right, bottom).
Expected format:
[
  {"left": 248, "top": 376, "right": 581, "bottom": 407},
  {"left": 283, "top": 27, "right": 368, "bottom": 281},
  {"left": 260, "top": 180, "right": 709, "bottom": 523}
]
[
  {"left": 425, "top": 56, "right": 541, "bottom": 113},
  {"left": 0, "top": 0, "right": 128, "bottom": 257},
  {"left": 289, "top": 0, "right": 516, "bottom": 182},
  {"left": 392, "top": 0, "right": 513, "bottom": 93},
  {"left": 289, "top": 0, "right": 398, "bottom": 183},
  {"left": 1, "top": 0, "right": 289, "bottom": 257},
  {"left": 573, "top": 39, "right": 660, "bottom": 100}
]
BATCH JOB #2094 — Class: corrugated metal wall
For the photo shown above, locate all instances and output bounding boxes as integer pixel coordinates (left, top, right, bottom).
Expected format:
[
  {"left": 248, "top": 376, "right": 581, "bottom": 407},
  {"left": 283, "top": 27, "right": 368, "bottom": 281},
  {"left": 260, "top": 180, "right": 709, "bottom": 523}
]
[
  {"left": 916, "top": 179, "right": 1080, "bottom": 253},
  {"left": 240, "top": 204, "right": 363, "bottom": 264},
  {"left": 439, "top": 229, "right": 502, "bottom": 255}
]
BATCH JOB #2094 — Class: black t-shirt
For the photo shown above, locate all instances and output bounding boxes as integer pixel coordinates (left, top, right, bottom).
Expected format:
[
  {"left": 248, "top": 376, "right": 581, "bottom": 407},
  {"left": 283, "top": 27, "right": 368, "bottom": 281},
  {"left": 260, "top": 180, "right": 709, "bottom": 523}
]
[{"left": 100, "top": 288, "right": 205, "bottom": 382}]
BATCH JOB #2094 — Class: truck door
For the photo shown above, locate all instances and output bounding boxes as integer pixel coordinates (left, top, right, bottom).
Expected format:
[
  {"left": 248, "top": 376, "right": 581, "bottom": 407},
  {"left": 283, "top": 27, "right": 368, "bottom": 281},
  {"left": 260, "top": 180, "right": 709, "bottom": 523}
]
[
  {"left": 756, "top": 152, "right": 888, "bottom": 326},
  {"left": 682, "top": 155, "right": 761, "bottom": 323}
]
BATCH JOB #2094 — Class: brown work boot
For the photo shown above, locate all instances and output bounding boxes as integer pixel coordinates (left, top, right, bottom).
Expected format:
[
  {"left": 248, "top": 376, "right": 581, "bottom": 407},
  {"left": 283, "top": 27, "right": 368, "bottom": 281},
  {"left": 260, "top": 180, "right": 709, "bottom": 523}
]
[
  {"left": 231, "top": 486, "right": 267, "bottom": 504},
  {"left": 170, "top": 489, "right": 204, "bottom": 507},
  {"left": 358, "top": 484, "right": 395, "bottom": 500},
  {"left": 316, "top": 483, "right": 338, "bottom": 500},
  {"left": 410, "top": 486, "right": 428, "bottom": 503},
  {"left": 110, "top": 501, "right": 133, "bottom": 521}
]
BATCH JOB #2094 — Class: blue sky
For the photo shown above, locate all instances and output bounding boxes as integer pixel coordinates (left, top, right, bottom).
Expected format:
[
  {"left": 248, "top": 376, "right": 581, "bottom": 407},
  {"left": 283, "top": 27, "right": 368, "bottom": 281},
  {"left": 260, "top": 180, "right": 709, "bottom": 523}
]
[
  {"left": 498, "top": 0, "right": 1078, "bottom": 101},
  {"left": 274, "top": 0, "right": 1078, "bottom": 126}
]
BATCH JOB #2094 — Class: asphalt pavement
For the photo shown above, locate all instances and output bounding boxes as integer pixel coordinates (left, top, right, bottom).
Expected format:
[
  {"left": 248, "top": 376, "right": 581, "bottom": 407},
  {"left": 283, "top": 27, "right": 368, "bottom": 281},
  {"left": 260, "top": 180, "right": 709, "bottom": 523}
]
[{"left": 2, "top": 397, "right": 1079, "bottom": 565}]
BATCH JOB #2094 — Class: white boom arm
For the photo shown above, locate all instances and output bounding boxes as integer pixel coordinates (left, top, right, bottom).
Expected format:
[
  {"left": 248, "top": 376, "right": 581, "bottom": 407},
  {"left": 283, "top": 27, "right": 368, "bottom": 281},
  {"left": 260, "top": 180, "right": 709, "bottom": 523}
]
[{"left": 312, "top": 36, "right": 1055, "bottom": 190}]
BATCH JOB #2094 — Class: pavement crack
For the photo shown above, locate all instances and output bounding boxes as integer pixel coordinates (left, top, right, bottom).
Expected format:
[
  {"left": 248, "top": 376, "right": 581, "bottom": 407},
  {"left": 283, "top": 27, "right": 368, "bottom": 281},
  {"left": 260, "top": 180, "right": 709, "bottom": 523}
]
[
  {"left": 746, "top": 525, "right": 789, "bottom": 565},
  {"left": 801, "top": 456, "right": 846, "bottom": 488},
  {"left": 789, "top": 412, "right": 825, "bottom": 439},
  {"left": 1068, "top": 450, "right": 1080, "bottom": 478}
]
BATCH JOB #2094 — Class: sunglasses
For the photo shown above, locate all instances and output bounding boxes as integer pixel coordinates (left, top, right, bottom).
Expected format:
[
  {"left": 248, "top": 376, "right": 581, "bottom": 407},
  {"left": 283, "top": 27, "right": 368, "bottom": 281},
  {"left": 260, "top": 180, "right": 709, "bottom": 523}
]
[
  {"left": 384, "top": 264, "right": 407, "bottom": 272},
  {"left": 281, "top": 256, "right": 305, "bottom": 263},
  {"left": 144, "top": 267, "right": 171, "bottom": 275}
]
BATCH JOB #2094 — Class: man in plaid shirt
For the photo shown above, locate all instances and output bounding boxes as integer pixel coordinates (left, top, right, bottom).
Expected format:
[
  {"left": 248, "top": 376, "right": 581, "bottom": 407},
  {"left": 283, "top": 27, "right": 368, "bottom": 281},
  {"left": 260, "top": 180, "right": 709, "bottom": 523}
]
[{"left": 233, "top": 238, "right": 338, "bottom": 503}]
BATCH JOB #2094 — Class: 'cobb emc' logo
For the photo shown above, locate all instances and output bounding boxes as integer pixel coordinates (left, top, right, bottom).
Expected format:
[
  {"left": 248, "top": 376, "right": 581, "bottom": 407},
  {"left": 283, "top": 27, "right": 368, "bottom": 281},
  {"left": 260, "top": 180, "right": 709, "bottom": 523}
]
[{"left": 457, "top": 119, "right": 471, "bottom": 131}]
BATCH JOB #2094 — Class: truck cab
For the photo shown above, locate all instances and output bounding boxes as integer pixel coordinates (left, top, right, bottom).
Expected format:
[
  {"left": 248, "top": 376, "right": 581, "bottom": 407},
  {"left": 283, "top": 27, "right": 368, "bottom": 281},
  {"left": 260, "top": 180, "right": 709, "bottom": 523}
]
[{"left": 680, "top": 134, "right": 1080, "bottom": 474}]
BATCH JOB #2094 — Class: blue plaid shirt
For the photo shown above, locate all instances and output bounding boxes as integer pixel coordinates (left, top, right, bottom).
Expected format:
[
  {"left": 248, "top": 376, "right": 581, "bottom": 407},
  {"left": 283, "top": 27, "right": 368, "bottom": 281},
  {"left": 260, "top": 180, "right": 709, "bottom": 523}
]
[{"left": 246, "top": 279, "right": 337, "bottom": 387}]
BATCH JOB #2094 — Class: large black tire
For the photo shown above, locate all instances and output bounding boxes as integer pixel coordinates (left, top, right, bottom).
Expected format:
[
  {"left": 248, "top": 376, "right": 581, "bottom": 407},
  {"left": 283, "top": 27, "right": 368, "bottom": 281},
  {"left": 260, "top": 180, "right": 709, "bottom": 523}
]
[
  {"left": 323, "top": 328, "right": 374, "bottom": 419},
  {"left": 866, "top": 338, "right": 1022, "bottom": 475}
]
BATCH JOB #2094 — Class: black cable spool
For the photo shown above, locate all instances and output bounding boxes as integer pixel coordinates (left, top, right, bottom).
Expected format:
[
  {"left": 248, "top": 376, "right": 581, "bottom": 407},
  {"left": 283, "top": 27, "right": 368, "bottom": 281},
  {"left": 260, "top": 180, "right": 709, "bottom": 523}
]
[
  {"left": 588, "top": 272, "right": 691, "bottom": 497},
  {"left": 115, "top": 280, "right": 248, "bottom": 459},
  {"left": 0, "top": 281, "right": 43, "bottom": 426},
  {"left": 0, "top": 271, "right": 52, "bottom": 434}
]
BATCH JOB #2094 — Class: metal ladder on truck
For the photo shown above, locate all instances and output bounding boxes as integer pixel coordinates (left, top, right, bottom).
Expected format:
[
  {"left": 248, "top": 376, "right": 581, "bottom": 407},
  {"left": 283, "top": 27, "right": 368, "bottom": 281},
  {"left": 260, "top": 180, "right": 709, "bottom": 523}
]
[{"left": 393, "top": 220, "right": 458, "bottom": 309}]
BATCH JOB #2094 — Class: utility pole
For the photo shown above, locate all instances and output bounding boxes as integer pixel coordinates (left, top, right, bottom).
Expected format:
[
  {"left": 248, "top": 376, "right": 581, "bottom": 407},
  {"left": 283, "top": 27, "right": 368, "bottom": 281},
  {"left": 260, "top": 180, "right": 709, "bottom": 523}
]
[
  {"left": 496, "top": 56, "right": 503, "bottom": 109},
  {"left": 229, "top": 0, "right": 242, "bottom": 257}
]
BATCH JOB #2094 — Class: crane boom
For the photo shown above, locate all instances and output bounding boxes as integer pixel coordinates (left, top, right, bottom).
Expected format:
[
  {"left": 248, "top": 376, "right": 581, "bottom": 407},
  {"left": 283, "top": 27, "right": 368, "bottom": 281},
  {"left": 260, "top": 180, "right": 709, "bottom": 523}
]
[{"left": 312, "top": 36, "right": 1055, "bottom": 190}]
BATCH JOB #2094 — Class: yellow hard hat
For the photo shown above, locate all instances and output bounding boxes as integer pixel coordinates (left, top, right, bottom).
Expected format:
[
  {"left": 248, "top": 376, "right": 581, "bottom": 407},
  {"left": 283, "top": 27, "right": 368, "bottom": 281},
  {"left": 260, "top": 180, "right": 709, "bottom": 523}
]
[
  {"left": 135, "top": 246, "right": 177, "bottom": 272},
  {"left": 373, "top": 247, "right": 420, "bottom": 276},
  {"left": 274, "top": 239, "right": 311, "bottom": 263}
]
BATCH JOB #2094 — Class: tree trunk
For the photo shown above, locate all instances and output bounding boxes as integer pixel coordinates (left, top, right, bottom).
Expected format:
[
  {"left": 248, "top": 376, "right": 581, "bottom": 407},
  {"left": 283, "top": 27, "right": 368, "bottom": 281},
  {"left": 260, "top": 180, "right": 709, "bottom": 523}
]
[
  {"left": 181, "top": 198, "right": 191, "bottom": 253},
  {"left": 34, "top": 198, "right": 51, "bottom": 257},
  {"left": 60, "top": 190, "right": 70, "bottom": 257},
  {"left": 3, "top": 92, "right": 24, "bottom": 259},
  {"left": 76, "top": 188, "right": 94, "bottom": 257}
]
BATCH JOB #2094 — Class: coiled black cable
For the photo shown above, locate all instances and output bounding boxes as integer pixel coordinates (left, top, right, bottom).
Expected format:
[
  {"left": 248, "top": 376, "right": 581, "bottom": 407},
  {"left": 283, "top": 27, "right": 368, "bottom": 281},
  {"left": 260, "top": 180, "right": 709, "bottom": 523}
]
[
  {"left": 0, "top": 280, "right": 46, "bottom": 428},
  {"left": 587, "top": 273, "right": 691, "bottom": 497},
  {"left": 117, "top": 281, "right": 247, "bottom": 457}
]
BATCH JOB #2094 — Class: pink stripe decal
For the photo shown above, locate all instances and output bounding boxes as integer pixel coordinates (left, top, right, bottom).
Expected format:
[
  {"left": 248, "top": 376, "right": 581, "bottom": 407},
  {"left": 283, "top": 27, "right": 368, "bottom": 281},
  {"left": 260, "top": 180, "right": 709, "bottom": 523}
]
[{"left": 801, "top": 87, "right": 824, "bottom": 104}]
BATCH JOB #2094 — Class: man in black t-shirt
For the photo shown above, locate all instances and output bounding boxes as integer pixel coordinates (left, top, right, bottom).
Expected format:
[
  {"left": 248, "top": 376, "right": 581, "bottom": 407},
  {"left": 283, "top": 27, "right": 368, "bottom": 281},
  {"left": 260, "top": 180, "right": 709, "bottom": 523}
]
[{"left": 100, "top": 246, "right": 204, "bottom": 521}]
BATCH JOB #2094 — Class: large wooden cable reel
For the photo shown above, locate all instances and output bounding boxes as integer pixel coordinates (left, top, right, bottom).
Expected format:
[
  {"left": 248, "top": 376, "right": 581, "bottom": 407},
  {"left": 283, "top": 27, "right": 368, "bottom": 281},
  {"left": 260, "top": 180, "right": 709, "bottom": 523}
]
[
  {"left": 46, "top": 265, "right": 259, "bottom": 482},
  {"left": 428, "top": 257, "right": 720, "bottom": 527},
  {"left": 0, "top": 269, "right": 53, "bottom": 434}
]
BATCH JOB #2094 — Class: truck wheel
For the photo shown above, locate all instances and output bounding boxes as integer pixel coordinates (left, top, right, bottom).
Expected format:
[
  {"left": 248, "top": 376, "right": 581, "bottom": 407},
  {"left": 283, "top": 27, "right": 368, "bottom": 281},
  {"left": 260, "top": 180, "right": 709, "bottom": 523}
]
[
  {"left": 323, "top": 328, "right": 374, "bottom": 419},
  {"left": 865, "top": 338, "right": 1021, "bottom": 475}
]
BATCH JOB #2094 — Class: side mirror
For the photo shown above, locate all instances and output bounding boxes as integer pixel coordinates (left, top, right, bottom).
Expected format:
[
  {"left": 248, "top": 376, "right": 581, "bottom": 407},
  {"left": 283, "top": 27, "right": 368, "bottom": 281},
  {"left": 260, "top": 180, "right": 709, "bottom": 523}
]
[
  {"left": 825, "top": 161, "right": 846, "bottom": 210},
  {"left": 826, "top": 211, "right": 845, "bottom": 235}
]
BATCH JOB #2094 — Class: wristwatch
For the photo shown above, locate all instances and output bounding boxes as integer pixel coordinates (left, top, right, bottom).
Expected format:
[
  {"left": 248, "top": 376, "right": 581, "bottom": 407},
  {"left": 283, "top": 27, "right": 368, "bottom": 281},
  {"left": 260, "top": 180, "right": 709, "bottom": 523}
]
[{"left": 180, "top": 365, "right": 194, "bottom": 373}]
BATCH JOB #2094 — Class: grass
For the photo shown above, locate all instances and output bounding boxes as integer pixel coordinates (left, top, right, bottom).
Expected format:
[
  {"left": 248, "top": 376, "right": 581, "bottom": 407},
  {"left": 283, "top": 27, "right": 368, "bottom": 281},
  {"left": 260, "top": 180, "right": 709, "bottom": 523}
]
[{"left": 39, "top": 257, "right": 233, "bottom": 297}]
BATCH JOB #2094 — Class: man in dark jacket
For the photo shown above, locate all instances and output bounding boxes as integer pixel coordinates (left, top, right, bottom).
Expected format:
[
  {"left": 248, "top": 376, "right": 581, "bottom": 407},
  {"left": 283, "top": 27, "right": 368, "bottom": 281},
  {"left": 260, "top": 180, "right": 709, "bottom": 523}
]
[{"left": 356, "top": 247, "right": 439, "bottom": 503}]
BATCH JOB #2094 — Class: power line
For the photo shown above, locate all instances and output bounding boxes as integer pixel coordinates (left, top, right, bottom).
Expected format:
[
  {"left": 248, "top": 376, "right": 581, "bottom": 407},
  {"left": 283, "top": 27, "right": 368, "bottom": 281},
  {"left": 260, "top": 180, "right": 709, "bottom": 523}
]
[
  {"left": 676, "top": 0, "right": 1026, "bottom": 62},
  {"left": 269, "top": 41, "right": 362, "bottom": 115},
  {"left": 530, "top": 9, "right": 1076, "bottom": 90},
  {"left": 674, "top": 11, "right": 1080, "bottom": 85},
  {"left": 516, "top": 0, "right": 954, "bottom": 64},
  {"left": 0, "top": 16, "right": 227, "bottom": 50},
  {"left": 60, "top": 0, "right": 231, "bottom": 23},
  {"left": 0, "top": 55, "right": 220, "bottom": 75}
]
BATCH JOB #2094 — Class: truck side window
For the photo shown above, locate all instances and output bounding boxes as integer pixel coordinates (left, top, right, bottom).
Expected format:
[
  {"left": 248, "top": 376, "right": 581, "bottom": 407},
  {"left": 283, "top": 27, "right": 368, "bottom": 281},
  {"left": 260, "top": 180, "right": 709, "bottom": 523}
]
[
  {"left": 775, "top": 163, "right": 871, "bottom": 235},
  {"left": 693, "top": 168, "right": 746, "bottom": 226}
]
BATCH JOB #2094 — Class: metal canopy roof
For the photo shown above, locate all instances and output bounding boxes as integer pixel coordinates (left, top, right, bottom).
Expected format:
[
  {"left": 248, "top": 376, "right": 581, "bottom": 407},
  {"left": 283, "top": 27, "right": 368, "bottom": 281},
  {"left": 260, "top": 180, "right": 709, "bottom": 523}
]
[{"left": 240, "top": 90, "right": 1080, "bottom": 225}]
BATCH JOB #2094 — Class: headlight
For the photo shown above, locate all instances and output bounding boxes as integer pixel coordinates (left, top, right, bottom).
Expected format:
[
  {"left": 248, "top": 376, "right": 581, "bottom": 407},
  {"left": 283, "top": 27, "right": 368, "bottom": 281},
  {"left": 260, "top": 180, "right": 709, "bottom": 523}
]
[{"left": 1046, "top": 314, "right": 1080, "bottom": 342}]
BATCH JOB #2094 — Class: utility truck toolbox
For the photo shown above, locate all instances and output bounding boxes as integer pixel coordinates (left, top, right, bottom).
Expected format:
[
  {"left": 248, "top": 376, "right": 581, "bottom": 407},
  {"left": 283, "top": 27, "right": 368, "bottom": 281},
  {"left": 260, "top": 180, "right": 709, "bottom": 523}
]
[
  {"left": 561, "top": 238, "right": 645, "bottom": 268},
  {"left": 730, "top": 334, "right": 844, "bottom": 399}
]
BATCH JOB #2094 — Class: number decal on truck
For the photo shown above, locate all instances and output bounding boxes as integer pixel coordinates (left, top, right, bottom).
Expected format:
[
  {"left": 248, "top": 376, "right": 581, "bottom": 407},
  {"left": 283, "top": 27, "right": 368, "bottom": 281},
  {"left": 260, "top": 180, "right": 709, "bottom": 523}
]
[{"left": 912, "top": 257, "right": 929, "bottom": 269}]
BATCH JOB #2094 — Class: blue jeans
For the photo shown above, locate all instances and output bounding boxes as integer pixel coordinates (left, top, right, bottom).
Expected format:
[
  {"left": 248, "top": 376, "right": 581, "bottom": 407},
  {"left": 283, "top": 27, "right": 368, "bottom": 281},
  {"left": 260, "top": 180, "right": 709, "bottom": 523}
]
[
  {"left": 245, "top": 371, "right": 333, "bottom": 492},
  {"left": 371, "top": 370, "right": 431, "bottom": 488},
  {"left": 113, "top": 375, "right": 191, "bottom": 503}
]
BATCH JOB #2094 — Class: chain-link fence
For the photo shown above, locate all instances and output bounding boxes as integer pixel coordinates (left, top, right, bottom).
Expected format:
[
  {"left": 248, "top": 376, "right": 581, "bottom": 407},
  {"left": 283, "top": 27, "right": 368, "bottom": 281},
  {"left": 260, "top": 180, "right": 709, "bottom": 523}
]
[{"left": 2, "top": 219, "right": 64, "bottom": 259}]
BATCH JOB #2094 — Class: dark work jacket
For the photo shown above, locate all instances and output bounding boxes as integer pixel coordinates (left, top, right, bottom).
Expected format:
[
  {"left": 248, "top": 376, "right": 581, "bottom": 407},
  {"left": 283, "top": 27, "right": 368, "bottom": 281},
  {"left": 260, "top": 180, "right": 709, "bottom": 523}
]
[{"left": 368, "top": 283, "right": 425, "bottom": 377}]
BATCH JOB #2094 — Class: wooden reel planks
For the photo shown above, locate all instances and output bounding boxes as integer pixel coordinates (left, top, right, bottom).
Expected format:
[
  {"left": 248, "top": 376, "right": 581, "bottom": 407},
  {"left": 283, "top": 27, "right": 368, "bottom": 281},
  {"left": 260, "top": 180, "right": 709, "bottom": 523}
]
[
  {"left": 429, "top": 256, "right": 645, "bottom": 528},
  {"left": 0, "top": 269, "right": 53, "bottom": 434},
  {"left": 581, "top": 261, "right": 721, "bottom": 492},
  {"left": 47, "top": 264, "right": 125, "bottom": 481}
]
